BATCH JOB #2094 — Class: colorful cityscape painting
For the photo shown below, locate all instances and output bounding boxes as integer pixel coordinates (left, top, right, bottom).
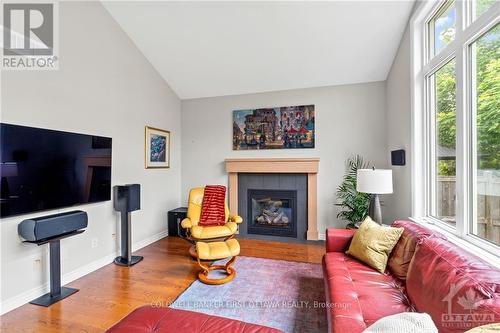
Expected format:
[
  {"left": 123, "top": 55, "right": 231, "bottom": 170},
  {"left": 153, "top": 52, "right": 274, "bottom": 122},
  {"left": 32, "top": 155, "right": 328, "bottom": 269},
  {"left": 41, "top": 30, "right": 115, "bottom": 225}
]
[{"left": 233, "top": 105, "right": 315, "bottom": 150}]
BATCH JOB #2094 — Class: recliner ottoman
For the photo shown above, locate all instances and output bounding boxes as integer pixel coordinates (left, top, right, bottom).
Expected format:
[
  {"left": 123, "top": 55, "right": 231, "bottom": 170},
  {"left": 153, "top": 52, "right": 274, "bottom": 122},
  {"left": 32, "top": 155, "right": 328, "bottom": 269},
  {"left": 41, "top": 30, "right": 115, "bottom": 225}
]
[{"left": 105, "top": 306, "right": 284, "bottom": 333}]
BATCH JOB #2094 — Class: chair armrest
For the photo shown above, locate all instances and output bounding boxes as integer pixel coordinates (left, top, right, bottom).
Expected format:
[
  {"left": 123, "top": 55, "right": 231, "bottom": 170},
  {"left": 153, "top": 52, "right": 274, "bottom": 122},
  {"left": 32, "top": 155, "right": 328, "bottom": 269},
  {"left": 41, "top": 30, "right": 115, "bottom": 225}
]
[
  {"left": 228, "top": 215, "right": 243, "bottom": 224},
  {"left": 180, "top": 218, "right": 192, "bottom": 229},
  {"left": 326, "top": 228, "right": 355, "bottom": 253}
]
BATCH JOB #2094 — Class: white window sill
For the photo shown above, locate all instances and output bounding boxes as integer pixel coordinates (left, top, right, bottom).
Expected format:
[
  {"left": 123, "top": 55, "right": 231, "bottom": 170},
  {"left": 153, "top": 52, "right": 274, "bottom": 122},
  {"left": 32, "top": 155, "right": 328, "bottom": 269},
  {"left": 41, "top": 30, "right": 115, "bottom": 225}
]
[{"left": 409, "top": 217, "right": 500, "bottom": 268}]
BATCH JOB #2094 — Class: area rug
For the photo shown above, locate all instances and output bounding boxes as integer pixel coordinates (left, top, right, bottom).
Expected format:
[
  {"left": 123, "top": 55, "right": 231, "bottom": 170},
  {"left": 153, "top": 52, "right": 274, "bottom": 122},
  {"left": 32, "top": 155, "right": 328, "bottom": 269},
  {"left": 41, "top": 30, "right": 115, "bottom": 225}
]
[{"left": 170, "top": 256, "right": 327, "bottom": 333}]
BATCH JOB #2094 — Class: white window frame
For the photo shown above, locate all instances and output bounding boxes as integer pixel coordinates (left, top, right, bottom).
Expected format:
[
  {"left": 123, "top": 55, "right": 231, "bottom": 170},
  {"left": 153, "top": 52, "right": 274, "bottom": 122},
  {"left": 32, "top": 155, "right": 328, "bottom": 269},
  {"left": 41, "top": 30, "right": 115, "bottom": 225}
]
[{"left": 411, "top": 0, "right": 500, "bottom": 256}]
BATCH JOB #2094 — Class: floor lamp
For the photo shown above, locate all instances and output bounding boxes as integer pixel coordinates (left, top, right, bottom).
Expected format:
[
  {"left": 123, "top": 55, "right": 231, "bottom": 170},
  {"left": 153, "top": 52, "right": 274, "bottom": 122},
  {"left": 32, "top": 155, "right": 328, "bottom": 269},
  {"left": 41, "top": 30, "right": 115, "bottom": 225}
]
[{"left": 356, "top": 168, "right": 393, "bottom": 224}]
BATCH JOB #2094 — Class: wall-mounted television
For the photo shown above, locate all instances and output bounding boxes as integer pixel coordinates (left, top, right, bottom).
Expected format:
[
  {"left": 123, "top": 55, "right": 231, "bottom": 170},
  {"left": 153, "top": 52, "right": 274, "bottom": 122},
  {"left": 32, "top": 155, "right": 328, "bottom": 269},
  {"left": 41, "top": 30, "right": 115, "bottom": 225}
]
[{"left": 0, "top": 123, "right": 112, "bottom": 218}]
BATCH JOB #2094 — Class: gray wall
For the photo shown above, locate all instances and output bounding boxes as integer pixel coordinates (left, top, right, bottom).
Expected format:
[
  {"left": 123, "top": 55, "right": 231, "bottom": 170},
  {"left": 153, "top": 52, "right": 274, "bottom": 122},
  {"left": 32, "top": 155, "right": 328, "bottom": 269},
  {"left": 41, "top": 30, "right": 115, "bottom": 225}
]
[
  {"left": 0, "top": 1, "right": 181, "bottom": 313},
  {"left": 181, "top": 82, "right": 390, "bottom": 235},
  {"left": 384, "top": 26, "right": 412, "bottom": 222}
]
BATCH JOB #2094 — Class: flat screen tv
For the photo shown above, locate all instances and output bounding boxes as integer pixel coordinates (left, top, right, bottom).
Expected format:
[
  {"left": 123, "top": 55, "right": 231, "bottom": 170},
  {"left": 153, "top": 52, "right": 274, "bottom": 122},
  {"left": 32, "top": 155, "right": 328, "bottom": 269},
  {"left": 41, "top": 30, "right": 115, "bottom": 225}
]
[{"left": 0, "top": 123, "right": 112, "bottom": 218}]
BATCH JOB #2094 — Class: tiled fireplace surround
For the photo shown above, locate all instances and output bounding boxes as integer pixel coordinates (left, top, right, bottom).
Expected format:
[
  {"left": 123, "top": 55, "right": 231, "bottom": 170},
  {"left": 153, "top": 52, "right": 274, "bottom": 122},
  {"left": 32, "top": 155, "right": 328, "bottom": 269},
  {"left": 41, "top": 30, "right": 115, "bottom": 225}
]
[{"left": 225, "top": 158, "right": 319, "bottom": 241}]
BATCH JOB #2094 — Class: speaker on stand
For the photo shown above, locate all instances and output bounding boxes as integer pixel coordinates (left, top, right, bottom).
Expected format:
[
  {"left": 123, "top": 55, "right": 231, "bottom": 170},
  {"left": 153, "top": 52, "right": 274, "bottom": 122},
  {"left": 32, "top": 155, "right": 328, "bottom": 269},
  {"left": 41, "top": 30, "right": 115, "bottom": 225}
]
[
  {"left": 18, "top": 210, "right": 88, "bottom": 306},
  {"left": 113, "top": 184, "right": 143, "bottom": 266}
]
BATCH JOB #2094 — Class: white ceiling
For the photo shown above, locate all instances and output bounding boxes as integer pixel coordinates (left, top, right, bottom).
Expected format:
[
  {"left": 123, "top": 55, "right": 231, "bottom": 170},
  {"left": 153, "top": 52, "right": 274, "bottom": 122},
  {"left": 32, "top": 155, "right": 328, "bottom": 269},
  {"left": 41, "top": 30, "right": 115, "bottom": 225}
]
[{"left": 103, "top": 1, "right": 415, "bottom": 99}]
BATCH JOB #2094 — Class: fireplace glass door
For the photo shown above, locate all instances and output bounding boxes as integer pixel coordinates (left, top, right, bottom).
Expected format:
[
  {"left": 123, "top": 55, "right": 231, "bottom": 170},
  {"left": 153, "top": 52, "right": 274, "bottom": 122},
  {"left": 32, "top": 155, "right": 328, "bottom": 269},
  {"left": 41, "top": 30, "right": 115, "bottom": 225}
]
[{"left": 247, "top": 189, "right": 297, "bottom": 238}]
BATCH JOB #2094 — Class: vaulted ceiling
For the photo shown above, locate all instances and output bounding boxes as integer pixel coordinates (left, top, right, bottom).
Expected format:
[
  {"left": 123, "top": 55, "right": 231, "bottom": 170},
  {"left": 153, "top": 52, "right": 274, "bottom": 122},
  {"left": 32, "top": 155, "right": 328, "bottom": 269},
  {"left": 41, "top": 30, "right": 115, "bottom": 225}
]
[{"left": 103, "top": 1, "right": 415, "bottom": 99}]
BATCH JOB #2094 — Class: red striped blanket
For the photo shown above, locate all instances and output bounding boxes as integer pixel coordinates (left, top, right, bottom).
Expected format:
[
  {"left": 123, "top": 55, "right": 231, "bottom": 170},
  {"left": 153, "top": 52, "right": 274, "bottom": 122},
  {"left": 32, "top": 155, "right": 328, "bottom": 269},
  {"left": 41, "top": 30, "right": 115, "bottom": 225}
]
[{"left": 199, "top": 185, "right": 227, "bottom": 226}]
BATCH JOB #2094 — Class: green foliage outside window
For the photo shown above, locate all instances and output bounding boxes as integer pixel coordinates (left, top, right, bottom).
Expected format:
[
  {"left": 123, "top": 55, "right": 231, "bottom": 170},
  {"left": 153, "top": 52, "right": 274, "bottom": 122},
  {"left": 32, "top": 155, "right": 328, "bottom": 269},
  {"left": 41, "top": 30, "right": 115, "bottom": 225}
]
[
  {"left": 476, "top": 0, "right": 497, "bottom": 18},
  {"left": 436, "top": 24, "right": 499, "bottom": 176},
  {"left": 438, "top": 160, "right": 456, "bottom": 176}
]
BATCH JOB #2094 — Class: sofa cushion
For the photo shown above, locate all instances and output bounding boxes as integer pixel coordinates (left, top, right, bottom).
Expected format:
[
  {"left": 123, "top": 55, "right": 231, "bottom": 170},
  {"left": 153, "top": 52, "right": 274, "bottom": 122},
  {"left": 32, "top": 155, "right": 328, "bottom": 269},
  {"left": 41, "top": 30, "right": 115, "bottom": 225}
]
[
  {"left": 346, "top": 217, "right": 404, "bottom": 273},
  {"left": 105, "top": 306, "right": 284, "bottom": 333},
  {"left": 326, "top": 228, "right": 355, "bottom": 252},
  {"left": 323, "top": 252, "right": 414, "bottom": 333},
  {"left": 362, "top": 312, "right": 438, "bottom": 333},
  {"left": 406, "top": 237, "right": 500, "bottom": 332},
  {"left": 388, "top": 220, "right": 446, "bottom": 280}
]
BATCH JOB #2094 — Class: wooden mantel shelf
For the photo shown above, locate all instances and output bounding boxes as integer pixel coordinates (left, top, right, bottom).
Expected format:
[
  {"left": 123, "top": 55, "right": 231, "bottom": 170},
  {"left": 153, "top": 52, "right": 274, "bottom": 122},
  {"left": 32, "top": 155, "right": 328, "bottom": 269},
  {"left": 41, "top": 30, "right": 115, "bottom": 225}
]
[
  {"left": 224, "top": 158, "right": 320, "bottom": 240},
  {"left": 225, "top": 158, "right": 319, "bottom": 174}
]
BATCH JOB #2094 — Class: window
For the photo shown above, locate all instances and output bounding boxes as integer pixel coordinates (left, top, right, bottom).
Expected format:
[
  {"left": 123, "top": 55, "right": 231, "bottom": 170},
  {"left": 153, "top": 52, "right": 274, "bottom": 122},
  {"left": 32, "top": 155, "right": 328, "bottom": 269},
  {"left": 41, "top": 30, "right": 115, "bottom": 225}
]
[
  {"left": 412, "top": 0, "right": 500, "bottom": 253},
  {"left": 474, "top": 0, "right": 497, "bottom": 20},
  {"left": 429, "top": 1, "right": 456, "bottom": 57},
  {"left": 431, "top": 59, "right": 457, "bottom": 228},
  {"left": 470, "top": 24, "right": 499, "bottom": 245}
]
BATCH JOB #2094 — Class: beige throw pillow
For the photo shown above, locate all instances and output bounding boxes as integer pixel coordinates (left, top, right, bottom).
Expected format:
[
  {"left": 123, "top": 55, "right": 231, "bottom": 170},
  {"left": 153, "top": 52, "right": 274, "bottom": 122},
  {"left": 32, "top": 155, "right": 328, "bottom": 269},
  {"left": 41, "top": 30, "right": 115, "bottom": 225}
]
[{"left": 346, "top": 217, "right": 404, "bottom": 273}]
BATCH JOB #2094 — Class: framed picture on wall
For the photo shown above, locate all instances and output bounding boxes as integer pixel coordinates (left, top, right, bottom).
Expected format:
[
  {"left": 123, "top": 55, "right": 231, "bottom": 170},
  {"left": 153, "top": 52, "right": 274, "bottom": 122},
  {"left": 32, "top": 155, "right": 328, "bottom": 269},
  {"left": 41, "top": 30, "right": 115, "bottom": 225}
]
[
  {"left": 145, "top": 126, "right": 170, "bottom": 168},
  {"left": 233, "top": 104, "right": 315, "bottom": 150}
]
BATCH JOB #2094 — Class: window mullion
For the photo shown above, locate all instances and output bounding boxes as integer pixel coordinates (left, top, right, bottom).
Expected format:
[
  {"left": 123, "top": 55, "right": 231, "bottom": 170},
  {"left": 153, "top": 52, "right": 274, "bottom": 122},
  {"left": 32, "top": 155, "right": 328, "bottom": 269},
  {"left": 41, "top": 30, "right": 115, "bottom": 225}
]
[
  {"left": 469, "top": 39, "right": 478, "bottom": 237},
  {"left": 454, "top": 0, "right": 467, "bottom": 238},
  {"left": 423, "top": 45, "right": 456, "bottom": 75},
  {"left": 426, "top": 73, "right": 437, "bottom": 217},
  {"left": 460, "top": 11, "right": 500, "bottom": 48}
]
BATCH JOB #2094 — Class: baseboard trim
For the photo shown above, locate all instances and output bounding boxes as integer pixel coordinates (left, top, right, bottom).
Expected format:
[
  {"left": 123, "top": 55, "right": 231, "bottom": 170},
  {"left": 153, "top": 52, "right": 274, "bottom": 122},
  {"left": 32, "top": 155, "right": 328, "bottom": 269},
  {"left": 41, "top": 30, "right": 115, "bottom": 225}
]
[
  {"left": 318, "top": 232, "right": 326, "bottom": 241},
  {"left": 0, "top": 230, "right": 168, "bottom": 315},
  {"left": 132, "top": 230, "right": 168, "bottom": 253}
]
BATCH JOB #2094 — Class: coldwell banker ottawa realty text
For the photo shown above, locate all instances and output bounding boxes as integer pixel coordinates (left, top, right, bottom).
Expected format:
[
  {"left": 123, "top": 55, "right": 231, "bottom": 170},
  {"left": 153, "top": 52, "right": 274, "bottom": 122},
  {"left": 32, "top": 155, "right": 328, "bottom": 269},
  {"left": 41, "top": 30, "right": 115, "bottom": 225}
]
[{"left": 2, "top": 2, "right": 59, "bottom": 70}]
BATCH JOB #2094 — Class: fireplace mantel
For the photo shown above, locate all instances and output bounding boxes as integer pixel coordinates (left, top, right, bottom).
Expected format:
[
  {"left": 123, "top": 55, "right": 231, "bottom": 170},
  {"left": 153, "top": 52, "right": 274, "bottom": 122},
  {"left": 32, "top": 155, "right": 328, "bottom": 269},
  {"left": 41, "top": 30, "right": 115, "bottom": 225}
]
[{"left": 224, "top": 158, "right": 319, "bottom": 240}]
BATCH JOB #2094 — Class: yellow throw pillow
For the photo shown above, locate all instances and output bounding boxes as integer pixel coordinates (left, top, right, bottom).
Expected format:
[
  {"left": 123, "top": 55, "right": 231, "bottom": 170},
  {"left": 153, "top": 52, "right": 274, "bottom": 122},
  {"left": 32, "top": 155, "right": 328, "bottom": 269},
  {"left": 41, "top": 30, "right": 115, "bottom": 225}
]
[{"left": 346, "top": 217, "right": 404, "bottom": 273}]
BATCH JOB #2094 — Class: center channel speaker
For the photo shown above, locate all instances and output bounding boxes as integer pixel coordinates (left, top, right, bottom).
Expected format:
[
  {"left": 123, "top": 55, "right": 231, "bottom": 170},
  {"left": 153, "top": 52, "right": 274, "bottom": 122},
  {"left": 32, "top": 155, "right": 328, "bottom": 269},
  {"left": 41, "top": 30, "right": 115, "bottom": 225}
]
[
  {"left": 113, "top": 184, "right": 143, "bottom": 266},
  {"left": 18, "top": 210, "right": 88, "bottom": 306}
]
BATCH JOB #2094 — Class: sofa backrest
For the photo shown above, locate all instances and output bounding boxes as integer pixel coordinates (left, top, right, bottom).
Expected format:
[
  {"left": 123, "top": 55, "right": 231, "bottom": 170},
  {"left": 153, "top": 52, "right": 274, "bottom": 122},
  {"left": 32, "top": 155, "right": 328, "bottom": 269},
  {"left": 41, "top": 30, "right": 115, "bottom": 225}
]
[
  {"left": 406, "top": 237, "right": 500, "bottom": 332},
  {"left": 388, "top": 220, "right": 446, "bottom": 280}
]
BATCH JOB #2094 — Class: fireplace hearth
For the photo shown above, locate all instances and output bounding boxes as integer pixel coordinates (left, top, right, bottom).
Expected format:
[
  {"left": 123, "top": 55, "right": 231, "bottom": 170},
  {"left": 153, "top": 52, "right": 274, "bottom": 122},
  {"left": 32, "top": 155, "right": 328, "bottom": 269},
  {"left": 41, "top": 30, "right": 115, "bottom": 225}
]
[{"left": 247, "top": 189, "right": 297, "bottom": 238}]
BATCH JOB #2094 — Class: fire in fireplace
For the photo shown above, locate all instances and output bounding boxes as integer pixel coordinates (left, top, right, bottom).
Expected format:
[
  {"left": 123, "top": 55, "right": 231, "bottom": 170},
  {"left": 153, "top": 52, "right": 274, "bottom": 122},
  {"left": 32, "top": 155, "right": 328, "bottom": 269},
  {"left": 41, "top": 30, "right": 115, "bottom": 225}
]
[{"left": 247, "top": 189, "right": 297, "bottom": 238}]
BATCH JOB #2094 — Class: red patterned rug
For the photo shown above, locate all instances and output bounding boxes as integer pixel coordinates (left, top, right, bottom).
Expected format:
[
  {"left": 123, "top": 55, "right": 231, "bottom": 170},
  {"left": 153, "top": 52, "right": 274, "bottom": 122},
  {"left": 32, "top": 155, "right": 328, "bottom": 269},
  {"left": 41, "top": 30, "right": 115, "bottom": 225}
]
[{"left": 170, "top": 256, "right": 327, "bottom": 333}]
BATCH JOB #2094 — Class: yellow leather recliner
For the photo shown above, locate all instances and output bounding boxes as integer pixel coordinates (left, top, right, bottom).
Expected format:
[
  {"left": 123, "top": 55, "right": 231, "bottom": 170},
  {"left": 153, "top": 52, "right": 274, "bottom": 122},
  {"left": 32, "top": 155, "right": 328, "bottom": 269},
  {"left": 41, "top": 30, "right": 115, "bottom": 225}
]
[{"left": 181, "top": 187, "right": 243, "bottom": 256}]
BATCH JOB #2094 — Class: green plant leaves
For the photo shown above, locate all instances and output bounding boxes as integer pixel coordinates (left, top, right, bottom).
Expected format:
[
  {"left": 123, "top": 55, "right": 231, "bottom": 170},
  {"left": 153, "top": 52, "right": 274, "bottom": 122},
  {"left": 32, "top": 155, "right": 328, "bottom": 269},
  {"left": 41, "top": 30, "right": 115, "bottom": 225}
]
[{"left": 335, "top": 155, "right": 371, "bottom": 226}]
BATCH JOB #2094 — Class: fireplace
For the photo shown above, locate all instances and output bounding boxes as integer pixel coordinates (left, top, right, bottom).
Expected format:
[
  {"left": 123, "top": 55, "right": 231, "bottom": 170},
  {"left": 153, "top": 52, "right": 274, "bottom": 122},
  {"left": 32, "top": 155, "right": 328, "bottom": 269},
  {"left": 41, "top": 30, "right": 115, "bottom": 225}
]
[
  {"left": 225, "top": 158, "right": 319, "bottom": 240},
  {"left": 247, "top": 189, "right": 297, "bottom": 238},
  {"left": 236, "top": 173, "right": 307, "bottom": 241}
]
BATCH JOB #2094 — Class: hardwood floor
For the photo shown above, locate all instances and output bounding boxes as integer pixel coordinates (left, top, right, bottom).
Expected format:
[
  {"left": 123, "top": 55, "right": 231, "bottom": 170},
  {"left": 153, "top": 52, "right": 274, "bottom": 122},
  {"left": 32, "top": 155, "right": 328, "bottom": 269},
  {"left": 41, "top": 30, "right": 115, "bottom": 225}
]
[{"left": 0, "top": 237, "right": 325, "bottom": 333}]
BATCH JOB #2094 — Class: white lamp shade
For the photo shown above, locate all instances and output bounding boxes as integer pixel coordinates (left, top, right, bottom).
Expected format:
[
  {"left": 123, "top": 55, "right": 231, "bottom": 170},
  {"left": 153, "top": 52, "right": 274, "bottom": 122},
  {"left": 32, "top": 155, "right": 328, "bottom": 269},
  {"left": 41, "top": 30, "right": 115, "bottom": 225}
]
[{"left": 356, "top": 169, "right": 393, "bottom": 194}]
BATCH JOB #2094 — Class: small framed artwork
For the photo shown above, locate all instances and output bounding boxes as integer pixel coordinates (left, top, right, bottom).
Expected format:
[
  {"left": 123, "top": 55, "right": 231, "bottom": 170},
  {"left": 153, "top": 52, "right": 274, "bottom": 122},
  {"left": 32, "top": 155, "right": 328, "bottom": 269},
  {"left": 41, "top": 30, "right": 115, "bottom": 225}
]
[{"left": 145, "top": 126, "right": 170, "bottom": 168}]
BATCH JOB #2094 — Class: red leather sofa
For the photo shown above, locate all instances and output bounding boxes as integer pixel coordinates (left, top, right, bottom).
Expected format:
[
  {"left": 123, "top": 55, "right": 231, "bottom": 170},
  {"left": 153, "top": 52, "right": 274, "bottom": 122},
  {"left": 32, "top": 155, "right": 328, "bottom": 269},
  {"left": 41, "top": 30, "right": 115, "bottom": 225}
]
[
  {"left": 323, "top": 220, "right": 500, "bottom": 333},
  {"left": 105, "top": 306, "right": 283, "bottom": 333}
]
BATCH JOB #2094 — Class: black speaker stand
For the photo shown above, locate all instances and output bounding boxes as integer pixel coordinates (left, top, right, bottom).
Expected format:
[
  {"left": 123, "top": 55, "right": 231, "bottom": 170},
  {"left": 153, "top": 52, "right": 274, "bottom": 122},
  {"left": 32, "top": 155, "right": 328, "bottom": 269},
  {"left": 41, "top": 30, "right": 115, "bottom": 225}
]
[
  {"left": 24, "top": 230, "right": 83, "bottom": 306},
  {"left": 114, "top": 212, "right": 143, "bottom": 266},
  {"left": 114, "top": 255, "right": 143, "bottom": 266}
]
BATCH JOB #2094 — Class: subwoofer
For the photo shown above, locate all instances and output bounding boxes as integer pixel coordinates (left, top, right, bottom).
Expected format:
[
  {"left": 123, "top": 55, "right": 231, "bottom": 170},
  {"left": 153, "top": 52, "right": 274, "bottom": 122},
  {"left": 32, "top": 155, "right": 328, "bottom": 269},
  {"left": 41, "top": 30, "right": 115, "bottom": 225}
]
[{"left": 113, "top": 184, "right": 143, "bottom": 266}]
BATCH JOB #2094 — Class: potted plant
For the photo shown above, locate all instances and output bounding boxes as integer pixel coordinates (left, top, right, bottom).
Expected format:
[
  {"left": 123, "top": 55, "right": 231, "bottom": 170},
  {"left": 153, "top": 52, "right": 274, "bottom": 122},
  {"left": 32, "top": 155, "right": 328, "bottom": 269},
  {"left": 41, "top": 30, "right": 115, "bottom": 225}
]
[{"left": 335, "top": 155, "right": 371, "bottom": 229}]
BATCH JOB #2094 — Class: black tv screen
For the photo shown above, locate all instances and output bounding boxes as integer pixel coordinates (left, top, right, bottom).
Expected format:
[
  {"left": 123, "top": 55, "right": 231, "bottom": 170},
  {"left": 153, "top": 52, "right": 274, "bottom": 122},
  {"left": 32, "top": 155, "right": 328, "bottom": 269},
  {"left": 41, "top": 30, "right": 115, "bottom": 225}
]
[{"left": 0, "top": 123, "right": 112, "bottom": 218}]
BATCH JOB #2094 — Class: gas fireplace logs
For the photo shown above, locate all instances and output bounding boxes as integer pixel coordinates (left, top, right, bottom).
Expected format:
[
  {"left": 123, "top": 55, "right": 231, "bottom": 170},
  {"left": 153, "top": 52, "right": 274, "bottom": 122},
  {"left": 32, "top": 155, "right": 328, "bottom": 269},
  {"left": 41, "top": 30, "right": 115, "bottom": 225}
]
[{"left": 255, "top": 198, "right": 289, "bottom": 225}]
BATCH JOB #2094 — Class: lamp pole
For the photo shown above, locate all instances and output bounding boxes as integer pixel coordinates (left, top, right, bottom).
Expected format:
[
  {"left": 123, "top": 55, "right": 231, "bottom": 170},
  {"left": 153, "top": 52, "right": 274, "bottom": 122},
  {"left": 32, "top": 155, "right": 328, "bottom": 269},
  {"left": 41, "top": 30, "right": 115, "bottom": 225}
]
[{"left": 369, "top": 194, "right": 383, "bottom": 225}]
